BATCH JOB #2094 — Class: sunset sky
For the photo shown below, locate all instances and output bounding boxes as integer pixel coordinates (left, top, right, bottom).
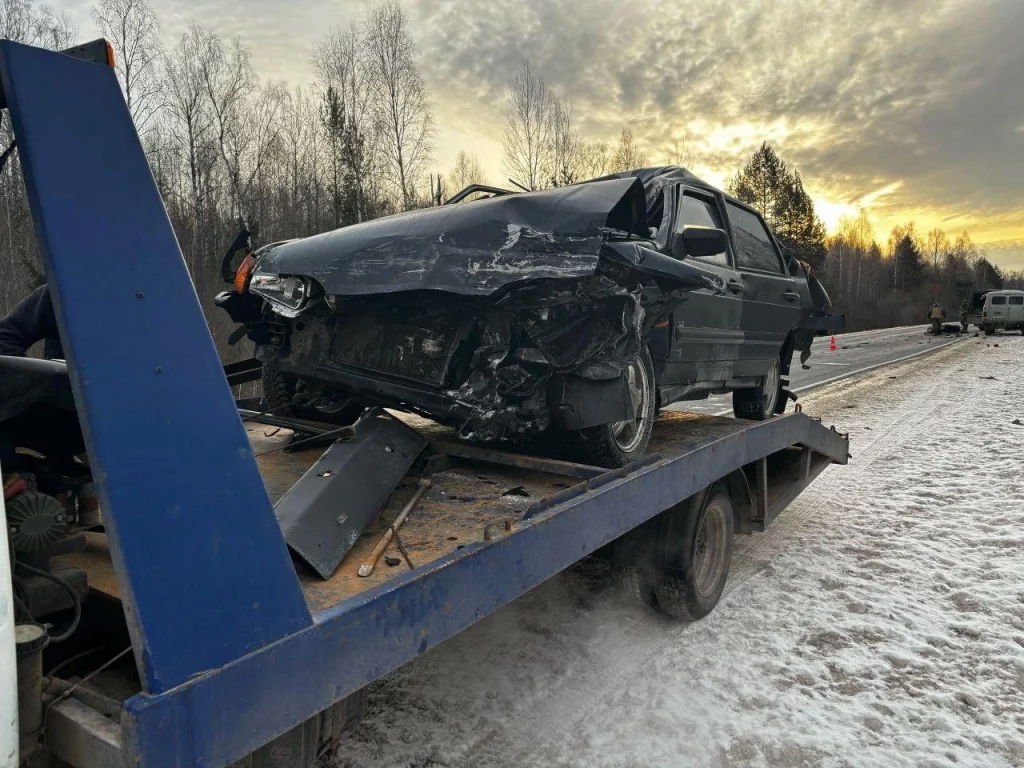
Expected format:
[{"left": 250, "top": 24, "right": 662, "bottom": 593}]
[{"left": 57, "top": 0, "right": 1024, "bottom": 269}]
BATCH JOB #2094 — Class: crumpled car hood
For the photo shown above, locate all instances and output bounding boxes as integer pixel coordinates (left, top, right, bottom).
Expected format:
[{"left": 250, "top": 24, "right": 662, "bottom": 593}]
[{"left": 255, "top": 177, "right": 721, "bottom": 297}]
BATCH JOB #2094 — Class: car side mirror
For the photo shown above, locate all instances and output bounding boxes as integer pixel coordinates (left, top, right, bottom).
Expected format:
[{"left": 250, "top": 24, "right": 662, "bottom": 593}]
[{"left": 672, "top": 226, "right": 728, "bottom": 259}]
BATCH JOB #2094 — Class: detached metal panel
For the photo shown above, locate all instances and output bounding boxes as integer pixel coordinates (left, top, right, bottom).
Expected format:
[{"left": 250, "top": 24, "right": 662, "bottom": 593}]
[{"left": 0, "top": 41, "right": 311, "bottom": 694}]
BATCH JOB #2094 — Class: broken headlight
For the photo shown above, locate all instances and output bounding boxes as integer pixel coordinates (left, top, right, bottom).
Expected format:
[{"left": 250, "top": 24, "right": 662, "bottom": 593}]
[{"left": 250, "top": 272, "right": 312, "bottom": 318}]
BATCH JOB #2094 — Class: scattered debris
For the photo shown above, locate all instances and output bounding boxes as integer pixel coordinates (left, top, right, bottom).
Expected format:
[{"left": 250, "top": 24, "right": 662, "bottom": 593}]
[
  {"left": 843, "top": 404, "right": 856, "bottom": 409},
  {"left": 384, "top": 555, "right": 402, "bottom": 567},
  {"left": 980, "top": 376, "right": 998, "bottom": 380},
  {"left": 502, "top": 486, "right": 531, "bottom": 498},
  {"left": 1012, "top": 419, "right": 1022, "bottom": 426}
]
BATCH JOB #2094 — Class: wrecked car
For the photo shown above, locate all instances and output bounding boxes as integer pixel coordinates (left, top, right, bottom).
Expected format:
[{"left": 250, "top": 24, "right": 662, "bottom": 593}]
[{"left": 216, "top": 166, "right": 843, "bottom": 468}]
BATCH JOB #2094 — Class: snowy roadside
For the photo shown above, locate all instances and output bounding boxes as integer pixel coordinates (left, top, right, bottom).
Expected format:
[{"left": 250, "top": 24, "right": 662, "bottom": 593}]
[{"left": 338, "top": 335, "right": 1024, "bottom": 768}]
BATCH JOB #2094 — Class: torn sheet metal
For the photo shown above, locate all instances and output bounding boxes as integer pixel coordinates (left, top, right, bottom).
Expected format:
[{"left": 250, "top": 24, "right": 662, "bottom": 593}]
[{"left": 275, "top": 413, "right": 426, "bottom": 580}]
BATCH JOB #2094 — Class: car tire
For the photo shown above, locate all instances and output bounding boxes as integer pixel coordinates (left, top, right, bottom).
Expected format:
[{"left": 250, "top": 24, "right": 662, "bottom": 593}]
[
  {"left": 653, "top": 485, "right": 735, "bottom": 620},
  {"left": 261, "top": 359, "right": 363, "bottom": 425},
  {"left": 262, "top": 358, "right": 297, "bottom": 414},
  {"left": 732, "top": 355, "right": 782, "bottom": 421},
  {"left": 984, "top": 326, "right": 995, "bottom": 336},
  {"left": 577, "top": 347, "right": 656, "bottom": 469}
]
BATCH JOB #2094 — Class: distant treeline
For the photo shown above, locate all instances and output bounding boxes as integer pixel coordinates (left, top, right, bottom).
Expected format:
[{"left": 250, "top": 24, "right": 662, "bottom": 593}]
[
  {"left": 727, "top": 143, "right": 1023, "bottom": 330},
  {"left": 1, "top": 0, "right": 1019, "bottom": 356}
]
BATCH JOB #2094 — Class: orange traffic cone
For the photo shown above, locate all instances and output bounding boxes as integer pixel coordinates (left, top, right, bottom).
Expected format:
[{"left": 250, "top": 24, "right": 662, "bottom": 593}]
[{"left": 829, "top": 336, "right": 837, "bottom": 353}]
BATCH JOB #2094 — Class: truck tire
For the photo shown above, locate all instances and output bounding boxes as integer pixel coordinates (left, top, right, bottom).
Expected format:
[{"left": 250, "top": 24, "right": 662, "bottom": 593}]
[
  {"left": 733, "top": 356, "right": 782, "bottom": 421},
  {"left": 577, "top": 347, "right": 656, "bottom": 468},
  {"left": 984, "top": 325, "right": 995, "bottom": 336},
  {"left": 613, "top": 564, "right": 657, "bottom": 609},
  {"left": 231, "top": 690, "right": 367, "bottom": 768},
  {"left": 654, "top": 485, "right": 735, "bottom": 620}
]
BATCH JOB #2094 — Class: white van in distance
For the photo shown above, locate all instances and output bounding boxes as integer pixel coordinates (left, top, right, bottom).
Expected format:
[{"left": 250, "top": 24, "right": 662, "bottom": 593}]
[{"left": 981, "top": 290, "right": 1024, "bottom": 334}]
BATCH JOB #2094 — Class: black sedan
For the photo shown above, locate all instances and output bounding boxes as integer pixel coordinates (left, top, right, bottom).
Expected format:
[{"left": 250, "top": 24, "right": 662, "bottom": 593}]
[{"left": 217, "top": 167, "right": 842, "bottom": 468}]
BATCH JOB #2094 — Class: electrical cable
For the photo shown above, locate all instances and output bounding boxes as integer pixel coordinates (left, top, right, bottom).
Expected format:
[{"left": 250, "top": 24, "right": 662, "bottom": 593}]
[{"left": 15, "top": 561, "right": 81, "bottom": 643}]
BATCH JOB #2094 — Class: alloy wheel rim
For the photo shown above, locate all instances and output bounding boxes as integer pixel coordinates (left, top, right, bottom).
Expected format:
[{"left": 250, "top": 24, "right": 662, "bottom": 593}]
[
  {"left": 762, "top": 358, "right": 780, "bottom": 414},
  {"left": 612, "top": 359, "right": 651, "bottom": 453}
]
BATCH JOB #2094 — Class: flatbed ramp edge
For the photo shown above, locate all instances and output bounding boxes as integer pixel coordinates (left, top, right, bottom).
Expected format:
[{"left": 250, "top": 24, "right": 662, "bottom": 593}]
[
  {"left": 0, "top": 39, "right": 850, "bottom": 768},
  {"left": 57, "top": 411, "right": 848, "bottom": 767}
]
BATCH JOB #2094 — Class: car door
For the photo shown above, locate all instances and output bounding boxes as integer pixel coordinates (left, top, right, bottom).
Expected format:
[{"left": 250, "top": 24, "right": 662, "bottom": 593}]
[
  {"left": 663, "top": 187, "right": 743, "bottom": 388},
  {"left": 723, "top": 200, "right": 802, "bottom": 378},
  {"left": 988, "top": 294, "right": 1007, "bottom": 326},
  {"left": 1008, "top": 294, "right": 1023, "bottom": 327}
]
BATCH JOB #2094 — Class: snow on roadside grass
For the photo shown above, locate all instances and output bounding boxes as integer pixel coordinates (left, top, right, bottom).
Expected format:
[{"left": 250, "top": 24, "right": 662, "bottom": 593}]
[{"left": 338, "top": 336, "right": 1024, "bottom": 768}]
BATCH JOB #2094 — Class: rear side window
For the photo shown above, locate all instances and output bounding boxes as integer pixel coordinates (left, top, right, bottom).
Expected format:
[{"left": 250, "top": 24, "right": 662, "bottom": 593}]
[
  {"left": 991, "top": 296, "right": 1007, "bottom": 305},
  {"left": 725, "top": 202, "right": 783, "bottom": 273},
  {"left": 675, "top": 193, "right": 728, "bottom": 265},
  {"left": 1009, "top": 296, "right": 1023, "bottom": 305}
]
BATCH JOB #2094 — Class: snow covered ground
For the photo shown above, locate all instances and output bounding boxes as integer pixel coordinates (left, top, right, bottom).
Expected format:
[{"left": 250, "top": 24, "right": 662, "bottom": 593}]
[{"left": 337, "top": 334, "right": 1024, "bottom": 768}]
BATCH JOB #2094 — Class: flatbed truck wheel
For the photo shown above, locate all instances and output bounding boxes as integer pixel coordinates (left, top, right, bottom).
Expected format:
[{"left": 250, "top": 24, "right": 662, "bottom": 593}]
[
  {"left": 231, "top": 689, "right": 367, "bottom": 768},
  {"left": 654, "top": 485, "right": 735, "bottom": 620},
  {"left": 613, "top": 564, "right": 657, "bottom": 608}
]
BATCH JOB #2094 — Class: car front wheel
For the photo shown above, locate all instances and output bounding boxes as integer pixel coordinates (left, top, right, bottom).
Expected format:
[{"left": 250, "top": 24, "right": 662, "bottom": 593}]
[
  {"left": 577, "top": 347, "right": 656, "bottom": 468},
  {"left": 733, "top": 356, "right": 782, "bottom": 420}
]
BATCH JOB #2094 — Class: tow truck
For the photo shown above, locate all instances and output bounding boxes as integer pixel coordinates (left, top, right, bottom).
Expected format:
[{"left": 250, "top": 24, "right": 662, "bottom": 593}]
[{"left": 0, "top": 39, "right": 849, "bottom": 767}]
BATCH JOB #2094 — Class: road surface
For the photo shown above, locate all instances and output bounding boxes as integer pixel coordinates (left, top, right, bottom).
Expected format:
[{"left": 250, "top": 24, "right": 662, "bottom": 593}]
[
  {"left": 674, "top": 324, "right": 966, "bottom": 415},
  {"left": 337, "top": 334, "right": 1024, "bottom": 768}
]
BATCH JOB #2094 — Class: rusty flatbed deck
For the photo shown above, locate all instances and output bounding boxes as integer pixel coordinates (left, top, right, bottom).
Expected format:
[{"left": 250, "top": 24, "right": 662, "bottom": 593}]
[
  {"left": 58, "top": 410, "right": 847, "bottom": 616},
  {"left": 58, "top": 411, "right": 719, "bottom": 611}
]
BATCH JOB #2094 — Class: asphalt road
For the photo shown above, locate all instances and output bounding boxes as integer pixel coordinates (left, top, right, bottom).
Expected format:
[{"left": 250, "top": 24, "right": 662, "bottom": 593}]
[{"left": 672, "top": 324, "right": 966, "bottom": 414}]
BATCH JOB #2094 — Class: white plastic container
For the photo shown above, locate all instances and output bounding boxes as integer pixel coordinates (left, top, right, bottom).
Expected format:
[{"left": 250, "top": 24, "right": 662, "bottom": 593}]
[{"left": 0, "top": 462, "right": 20, "bottom": 766}]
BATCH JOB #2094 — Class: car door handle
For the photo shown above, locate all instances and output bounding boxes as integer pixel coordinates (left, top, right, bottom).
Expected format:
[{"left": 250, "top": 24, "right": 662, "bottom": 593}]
[
  {"left": 727, "top": 280, "right": 744, "bottom": 295},
  {"left": 783, "top": 291, "right": 801, "bottom": 302}
]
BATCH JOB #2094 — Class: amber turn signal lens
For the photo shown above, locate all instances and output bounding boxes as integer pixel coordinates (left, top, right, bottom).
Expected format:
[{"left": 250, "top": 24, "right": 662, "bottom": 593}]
[{"left": 234, "top": 253, "right": 256, "bottom": 293}]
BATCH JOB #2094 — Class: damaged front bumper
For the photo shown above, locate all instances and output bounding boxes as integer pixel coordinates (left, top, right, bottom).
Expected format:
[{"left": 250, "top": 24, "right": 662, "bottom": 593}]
[{"left": 264, "top": 275, "right": 651, "bottom": 443}]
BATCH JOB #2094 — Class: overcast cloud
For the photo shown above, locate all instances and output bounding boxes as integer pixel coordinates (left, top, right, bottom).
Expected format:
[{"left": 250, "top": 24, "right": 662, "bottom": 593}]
[{"left": 58, "top": 0, "right": 1024, "bottom": 267}]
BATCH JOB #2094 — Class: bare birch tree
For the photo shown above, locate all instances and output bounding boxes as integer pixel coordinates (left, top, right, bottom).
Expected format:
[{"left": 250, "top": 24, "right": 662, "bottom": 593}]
[
  {"left": 666, "top": 137, "right": 693, "bottom": 168},
  {"left": 549, "top": 96, "right": 581, "bottom": 186},
  {"left": 91, "top": 0, "right": 163, "bottom": 133},
  {"left": 364, "top": 1, "right": 434, "bottom": 210},
  {"left": 610, "top": 128, "right": 647, "bottom": 172},
  {"left": 164, "top": 26, "right": 217, "bottom": 270},
  {"left": 315, "top": 25, "right": 376, "bottom": 222},
  {"left": 925, "top": 227, "right": 949, "bottom": 271},
  {"left": 448, "top": 150, "right": 486, "bottom": 192},
  {"left": 578, "top": 140, "right": 610, "bottom": 180},
  {"left": 502, "top": 59, "right": 555, "bottom": 191}
]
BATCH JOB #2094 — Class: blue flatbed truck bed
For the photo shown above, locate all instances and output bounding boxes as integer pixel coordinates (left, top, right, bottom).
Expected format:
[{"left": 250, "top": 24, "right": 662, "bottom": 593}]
[{"left": 0, "top": 39, "right": 850, "bottom": 768}]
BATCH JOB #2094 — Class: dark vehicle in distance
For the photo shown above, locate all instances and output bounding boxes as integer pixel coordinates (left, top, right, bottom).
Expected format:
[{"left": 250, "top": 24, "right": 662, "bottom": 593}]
[
  {"left": 217, "top": 167, "right": 843, "bottom": 468},
  {"left": 963, "top": 288, "right": 996, "bottom": 330}
]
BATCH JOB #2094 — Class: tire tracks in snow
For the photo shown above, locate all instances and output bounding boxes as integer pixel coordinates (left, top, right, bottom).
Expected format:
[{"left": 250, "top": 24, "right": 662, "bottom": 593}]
[
  {"left": 451, "top": 342, "right": 976, "bottom": 767},
  {"left": 724, "top": 343, "right": 966, "bottom": 599}
]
